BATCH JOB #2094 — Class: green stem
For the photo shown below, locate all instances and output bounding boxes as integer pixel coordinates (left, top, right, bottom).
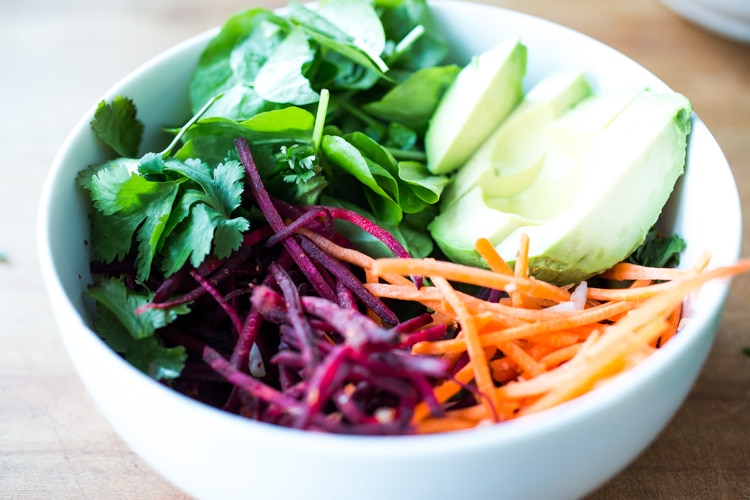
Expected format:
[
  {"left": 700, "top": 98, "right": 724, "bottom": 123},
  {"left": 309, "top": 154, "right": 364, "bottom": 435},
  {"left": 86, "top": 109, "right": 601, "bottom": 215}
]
[
  {"left": 386, "top": 147, "right": 426, "bottom": 162},
  {"left": 312, "top": 89, "right": 330, "bottom": 153},
  {"left": 160, "top": 93, "right": 223, "bottom": 157}
]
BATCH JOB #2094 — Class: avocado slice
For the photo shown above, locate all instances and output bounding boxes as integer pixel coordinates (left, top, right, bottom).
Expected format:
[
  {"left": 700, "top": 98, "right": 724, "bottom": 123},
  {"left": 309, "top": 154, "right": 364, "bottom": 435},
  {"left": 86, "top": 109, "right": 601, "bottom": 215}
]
[
  {"left": 440, "top": 70, "right": 592, "bottom": 208},
  {"left": 425, "top": 38, "right": 526, "bottom": 175},
  {"left": 430, "top": 88, "right": 692, "bottom": 285},
  {"left": 429, "top": 184, "right": 542, "bottom": 268}
]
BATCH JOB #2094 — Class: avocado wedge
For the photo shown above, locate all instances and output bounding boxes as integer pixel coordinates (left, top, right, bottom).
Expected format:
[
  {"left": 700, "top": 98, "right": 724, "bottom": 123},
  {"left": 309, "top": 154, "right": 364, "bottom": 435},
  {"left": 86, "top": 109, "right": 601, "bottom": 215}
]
[
  {"left": 425, "top": 38, "right": 526, "bottom": 175},
  {"left": 430, "top": 87, "right": 692, "bottom": 285}
]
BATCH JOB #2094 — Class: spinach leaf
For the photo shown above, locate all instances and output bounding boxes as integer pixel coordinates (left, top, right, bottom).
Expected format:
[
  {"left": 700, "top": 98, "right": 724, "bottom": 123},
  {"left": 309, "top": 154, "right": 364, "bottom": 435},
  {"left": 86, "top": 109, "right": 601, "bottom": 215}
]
[
  {"left": 189, "top": 8, "right": 290, "bottom": 119},
  {"left": 254, "top": 27, "right": 320, "bottom": 105},
  {"left": 321, "top": 134, "right": 401, "bottom": 225},
  {"left": 377, "top": 0, "right": 450, "bottom": 70},
  {"left": 289, "top": 0, "right": 390, "bottom": 77},
  {"left": 627, "top": 228, "right": 687, "bottom": 269},
  {"left": 363, "top": 64, "right": 460, "bottom": 130}
]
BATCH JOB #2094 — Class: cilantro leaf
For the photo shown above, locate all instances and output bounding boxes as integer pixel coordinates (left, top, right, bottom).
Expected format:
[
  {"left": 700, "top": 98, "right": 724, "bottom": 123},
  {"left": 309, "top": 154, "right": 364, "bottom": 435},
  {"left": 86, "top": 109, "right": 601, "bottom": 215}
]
[
  {"left": 154, "top": 159, "right": 250, "bottom": 275},
  {"left": 160, "top": 202, "right": 216, "bottom": 275},
  {"left": 90, "top": 96, "right": 144, "bottom": 158},
  {"left": 87, "top": 162, "right": 180, "bottom": 281},
  {"left": 274, "top": 143, "right": 328, "bottom": 205},
  {"left": 127, "top": 336, "right": 187, "bottom": 380},
  {"left": 81, "top": 153, "right": 249, "bottom": 280},
  {"left": 86, "top": 277, "right": 189, "bottom": 381},
  {"left": 163, "top": 158, "right": 245, "bottom": 217}
]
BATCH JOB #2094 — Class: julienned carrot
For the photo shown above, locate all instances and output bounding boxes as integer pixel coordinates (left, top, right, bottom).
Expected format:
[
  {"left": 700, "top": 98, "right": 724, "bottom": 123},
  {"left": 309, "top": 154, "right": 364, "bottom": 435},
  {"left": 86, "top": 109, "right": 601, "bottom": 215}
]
[
  {"left": 496, "top": 259, "right": 750, "bottom": 416},
  {"left": 512, "top": 234, "right": 530, "bottom": 308},
  {"left": 588, "top": 250, "right": 713, "bottom": 301},
  {"left": 474, "top": 237, "right": 514, "bottom": 275},
  {"left": 367, "top": 231, "right": 750, "bottom": 433},
  {"left": 412, "top": 363, "right": 474, "bottom": 423},
  {"left": 293, "top": 229, "right": 748, "bottom": 433},
  {"left": 497, "top": 340, "right": 545, "bottom": 378},
  {"left": 297, "top": 227, "right": 414, "bottom": 287},
  {"left": 658, "top": 303, "right": 683, "bottom": 346},
  {"left": 540, "top": 343, "right": 584, "bottom": 369},
  {"left": 371, "top": 258, "right": 571, "bottom": 303},
  {"left": 599, "top": 262, "right": 689, "bottom": 281},
  {"left": 431, "top": 275, "right": 500, "bottom": 419},
  {"left": 410, "top": 300, "right": 635, "bottom": 355}
]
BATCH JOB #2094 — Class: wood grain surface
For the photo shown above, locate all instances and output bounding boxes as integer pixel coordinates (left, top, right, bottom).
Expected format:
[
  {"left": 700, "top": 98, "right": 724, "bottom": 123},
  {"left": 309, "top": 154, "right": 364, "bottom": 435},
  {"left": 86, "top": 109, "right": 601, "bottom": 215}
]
[{"left": 1, "top": 0, "right": 748, "bottom": 498}]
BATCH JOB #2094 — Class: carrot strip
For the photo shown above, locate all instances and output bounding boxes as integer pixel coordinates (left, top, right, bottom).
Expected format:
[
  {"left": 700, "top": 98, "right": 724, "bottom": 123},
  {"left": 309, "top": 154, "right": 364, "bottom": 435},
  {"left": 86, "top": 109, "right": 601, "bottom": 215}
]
[
  {"left": 431, "top": 275, "right": 499, "bottom": 419},
  {"left": 371, "top": 258, "right": 571, "bottom": 303},
  {"left": 445, "top": 404, "right": 493, "bottom": 422},
  {"left": 474, "top": 237, "right": 514, "bottom": 275},
  {"left": 411, "top": 363, "right": 474, "bottom": 423},
  {"left": 490, "top": 357, "right": 519, "bottom": 383},
  {"left": 298, "top": 227, "right": 413, "bottom": 286},
  {"left": 512, "top": 233, "right": 530, "bottom": 308},
  {"left": 600, "top": 262, "right": 690, "bottom": 281},
  {"left": 416, "top": 416, "right": 478, "bottom": 434},
  {"left": 498, "top": 340, "right": 545, "bottom": 378},
  {"left": 658, "top": 303, "right": 683, "bottom": 346},
  {"left": 528, "top": 328, "right": 588, "bottom": 348},
  {"left": 540, "top": 343, "right": 584, "bottom": 369},
  {"left": 588, "top": 251, "right": 715, "bottom": 301},
  {"left": 412, "top": 300, "right": 635, "bottom": 355}
]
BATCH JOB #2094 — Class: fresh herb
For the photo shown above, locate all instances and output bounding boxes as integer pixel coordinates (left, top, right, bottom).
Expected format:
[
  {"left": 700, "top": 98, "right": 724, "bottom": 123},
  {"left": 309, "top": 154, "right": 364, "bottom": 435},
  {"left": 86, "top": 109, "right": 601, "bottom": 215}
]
[
  {"left": 85, "top": 277, "right": 189, "bottom": 380},
  {"left": 90, "top": 96, "right": 143, "bottom": 158},
  {"left": 627, "top": 227, "right": 687, "bottom": 269}
]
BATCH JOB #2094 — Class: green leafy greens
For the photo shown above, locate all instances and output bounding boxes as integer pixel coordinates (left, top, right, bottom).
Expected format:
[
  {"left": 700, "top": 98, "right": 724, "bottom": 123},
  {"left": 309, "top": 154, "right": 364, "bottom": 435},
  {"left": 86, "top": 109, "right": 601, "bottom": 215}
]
[{"left": 79, "top": 0, "right": 457, "bottom": 381}]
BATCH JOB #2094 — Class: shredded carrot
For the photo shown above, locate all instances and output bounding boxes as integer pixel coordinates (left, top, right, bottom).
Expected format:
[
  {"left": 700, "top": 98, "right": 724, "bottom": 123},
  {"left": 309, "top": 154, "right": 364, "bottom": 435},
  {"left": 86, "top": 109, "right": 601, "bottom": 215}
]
[
  {"left": 600, "top": 262, "right": 690, "bottom": 281},
  {"left": 658, "top": 303, "right": 683, "bottom": 346},
  {"left": 367, "top": 233, "right": 750, "bottom": 433},
  {"left": 311, "top": 222, "right": 747, "bottom": 433},
  {"left": 512, "top": 233, "right": 531, "bottom": 308},
  {"left": 412, "top": 363, "right": 474, "bottom": 423},
  {"left": 497, "top": 340, "right": 546, "bottom": 378},
  {"left": 416, "top": 416, "right": 478, "bottom": 434},
  {"left": 540, "top": 343, "right": 585, "bottom": 369},
  {"left": 474, "top": 237, "right": 514, "bottom": 275},
  {"left": 431, "top": 275, "right": 500, "bottom": 419},
  {"left": 371, "top": 258, "right": 571, "bottom": 303}
]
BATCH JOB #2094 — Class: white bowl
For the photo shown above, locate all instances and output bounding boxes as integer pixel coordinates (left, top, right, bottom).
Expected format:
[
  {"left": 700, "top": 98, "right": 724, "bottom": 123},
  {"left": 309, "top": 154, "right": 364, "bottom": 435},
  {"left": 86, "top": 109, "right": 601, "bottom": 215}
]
[
  {"left": 661, "top": 0, "right": 750, "bottom": 43},
  {"left": 37, "top": 1, "right": 742, "bottom": 499}
]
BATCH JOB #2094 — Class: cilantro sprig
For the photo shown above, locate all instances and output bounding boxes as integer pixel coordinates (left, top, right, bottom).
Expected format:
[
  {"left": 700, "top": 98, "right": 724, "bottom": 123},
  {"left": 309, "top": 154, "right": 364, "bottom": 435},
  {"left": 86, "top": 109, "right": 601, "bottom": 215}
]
[
  {"left": 86, "top": 277, "right": 189, "bottom": 380},
  {"left": 80, "top": 98, "right": 250, "bottom": 283}
]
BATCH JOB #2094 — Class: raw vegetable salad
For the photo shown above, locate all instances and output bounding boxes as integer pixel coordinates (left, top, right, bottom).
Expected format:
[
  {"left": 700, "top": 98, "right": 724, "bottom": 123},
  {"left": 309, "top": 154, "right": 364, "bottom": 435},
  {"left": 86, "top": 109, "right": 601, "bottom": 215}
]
[{"left": 77, "top": 0, "right": 745, "bottom": 435}]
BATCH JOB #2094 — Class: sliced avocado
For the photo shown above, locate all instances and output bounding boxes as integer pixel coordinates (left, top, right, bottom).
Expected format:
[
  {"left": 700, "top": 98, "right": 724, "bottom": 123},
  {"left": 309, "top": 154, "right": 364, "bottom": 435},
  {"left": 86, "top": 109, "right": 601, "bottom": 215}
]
[
  {"left": 429, "top": 185, "right": 541, "bottom": 267},
  {"left": 430, "top": 87, "right": 692, "bottom": 285},
  {"left": 425, "top": 38, "right": 526, "bottom": 175},
  {"left": 441, "top": 70, "right": 592, "bottom": 208}
]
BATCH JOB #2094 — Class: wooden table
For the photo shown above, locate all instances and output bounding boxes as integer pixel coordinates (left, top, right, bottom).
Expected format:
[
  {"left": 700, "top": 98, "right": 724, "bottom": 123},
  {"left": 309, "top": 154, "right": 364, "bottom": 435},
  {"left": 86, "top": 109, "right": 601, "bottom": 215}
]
[{"left": 2, "top": 0, "right": 748, "bottom": 498}]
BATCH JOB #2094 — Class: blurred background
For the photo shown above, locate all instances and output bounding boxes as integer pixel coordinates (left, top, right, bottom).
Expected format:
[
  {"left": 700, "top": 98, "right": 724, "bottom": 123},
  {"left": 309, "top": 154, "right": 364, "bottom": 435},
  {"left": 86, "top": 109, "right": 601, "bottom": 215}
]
[{"left": 1, "top": 0, "right": 748, "bottom": 498}]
